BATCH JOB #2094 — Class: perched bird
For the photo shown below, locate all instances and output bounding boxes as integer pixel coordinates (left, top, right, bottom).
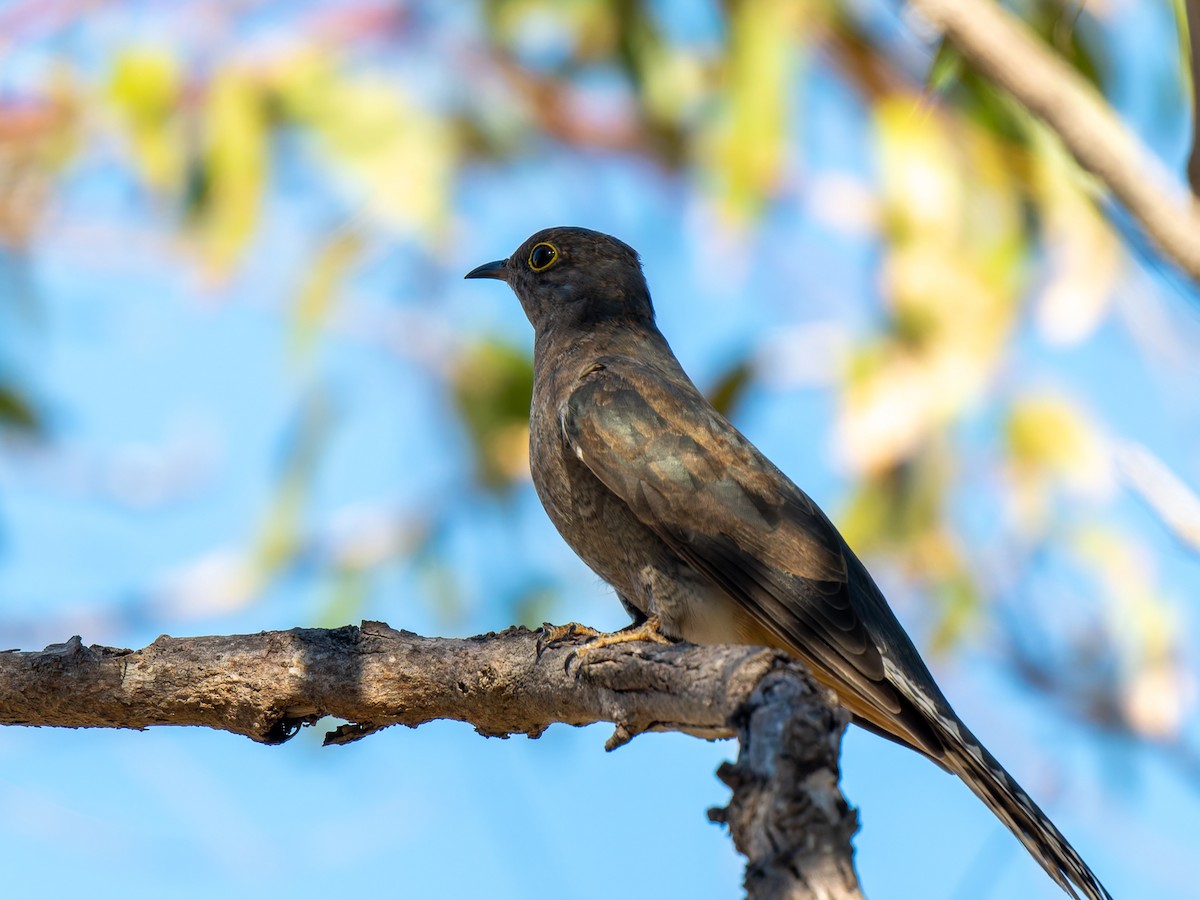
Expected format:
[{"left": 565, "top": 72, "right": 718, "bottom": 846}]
[{"left": 466, "top": 226, "right": 1110, "bottom": 900}]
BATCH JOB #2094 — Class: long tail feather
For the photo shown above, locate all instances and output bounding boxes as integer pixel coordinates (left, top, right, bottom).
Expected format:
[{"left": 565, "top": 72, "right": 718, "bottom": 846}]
[{"left": 936, "top": 718, "right": 1111, "bottom": 900}]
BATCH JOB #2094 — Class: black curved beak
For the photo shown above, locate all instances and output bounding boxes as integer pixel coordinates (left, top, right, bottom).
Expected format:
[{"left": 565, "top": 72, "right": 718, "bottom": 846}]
[{"left": 464, "top": 258, "right": 509, "bottom": 281}]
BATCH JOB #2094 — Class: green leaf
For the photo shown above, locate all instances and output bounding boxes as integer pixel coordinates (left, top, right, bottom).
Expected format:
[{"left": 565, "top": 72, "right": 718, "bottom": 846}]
[
  {"left": 451, "top": 340, "right": 535, "bottom": 492},
  {"left": 289, "top": 229, "right": 363, "bottom": 362},
  {"left": 0, "top": 382, "right": 40, "bottom": 435},
  {"left": 317, "top": 568, "right": 370, "bottom": 628},
  {"left": 705, "top": 357, "right": 754, "bottom": 419},
  {"left": 926, "top": 39, "right": 964, "bottom": 95},
  {"left": 511, "top": 584, "right": 559, "bottom": 629},
  {"left": 701, "top": 0, "right": 799, "bottom": 221},
  {"left": 197, "top": 66, "right": 269, "bottom": 271},
  {"left": 252, "top": 388, "right": 335, "bottom": 576}
]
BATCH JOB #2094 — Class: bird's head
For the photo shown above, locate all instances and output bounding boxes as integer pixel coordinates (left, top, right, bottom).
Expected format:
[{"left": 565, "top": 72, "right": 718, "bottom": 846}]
[{"left": 465, "top": 226, "right": 654, "bottom": 334}]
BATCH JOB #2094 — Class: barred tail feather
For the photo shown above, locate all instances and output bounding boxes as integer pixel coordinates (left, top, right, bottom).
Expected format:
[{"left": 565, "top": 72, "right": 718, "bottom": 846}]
[{"left": 937, "top": 719, "right": 1111, "bottom": 900}]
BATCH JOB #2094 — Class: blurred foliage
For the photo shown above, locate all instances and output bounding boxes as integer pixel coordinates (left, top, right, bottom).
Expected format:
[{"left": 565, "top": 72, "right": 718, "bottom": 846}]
[
  {"left": 1075, "top": 526, "right": 1189, "bottom": 740},
  {"left": 452, "top": 339, "right": 536, "bottom": 491},
  {"left": 0, "top": 381, "right": 40, "bottom": 435},
  {"left": 289, "top": 228, "right": 364, "bottom": 360},
  {"left": 108, "top": 49, "right": 186, "bottom": 195},
  {"left": 698, "top": 0, "right": 803, "bottom": 221},
  {"left": 1005, "top": 397, "right": 1108, "bottom": 507},
  {"left": 272, "top": 51, "right": 457, "bottom": 237},
  {"left": 705, "top": 358, "right": 755, "bottom": 420},
  {"left": 255, "top": 388, "right": 335, "bottom": 579},
  {"left": 195, "top": 66, "right": 270, "bottom": 273},
  {"left": 1, "top": 0, "right": 1197, "bottom": 763}
]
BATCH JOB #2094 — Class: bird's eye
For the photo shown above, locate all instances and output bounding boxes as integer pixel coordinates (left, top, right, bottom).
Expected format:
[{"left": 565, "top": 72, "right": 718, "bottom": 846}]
[{"left": 528, "top": 242, "right": 559, "bottom": 272}]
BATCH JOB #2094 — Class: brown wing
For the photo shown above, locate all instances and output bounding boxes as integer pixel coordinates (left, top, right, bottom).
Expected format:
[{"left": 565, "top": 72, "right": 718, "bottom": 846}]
[{"left": 561, "top": 359, "right": 950, "bottom": 758}]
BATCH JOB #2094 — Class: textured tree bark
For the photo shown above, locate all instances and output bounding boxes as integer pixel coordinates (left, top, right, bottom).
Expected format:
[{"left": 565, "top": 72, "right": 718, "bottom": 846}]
[
  {"left": 0, "top": 621, "right": 863, "bottom": 899},
  {"left": 711, "top": 670, "right": 862, "bottom": 900}
]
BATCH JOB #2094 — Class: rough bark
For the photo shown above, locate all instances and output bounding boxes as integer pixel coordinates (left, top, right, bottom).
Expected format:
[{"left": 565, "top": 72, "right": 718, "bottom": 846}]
[
  {"left": 0, "top": 621, "right": 862, "bottom": 899},
  {"left": 911, "top": 0, "right": 1200, "bottom": 283},
  {"left": 711, "top": 670, "right": 862, "bottom": 900}
]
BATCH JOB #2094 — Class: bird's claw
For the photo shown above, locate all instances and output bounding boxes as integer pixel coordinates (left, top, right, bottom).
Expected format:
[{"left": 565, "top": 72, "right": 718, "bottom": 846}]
[
  {"left": 564, "top": 615, "right": 675, "bottom": 669},
  {"left": 537, "top": 621, "right": 602, "bottom": 657},
  {"left": 537, "top": 617, "right": 674, "bottom": 668},
  {"left": 580, "top": 614, "right": 673, "bottom": 651}
]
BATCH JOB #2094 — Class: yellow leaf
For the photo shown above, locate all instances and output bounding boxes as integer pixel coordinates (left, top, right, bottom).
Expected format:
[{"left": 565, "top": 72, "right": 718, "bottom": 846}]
[
  {"left": 1005, "top": 395, "right": 1110, "bottom": 494},
  {"left": 199, "top": 66, "right": 268, "bottom": 272},
  {"left": 107, "top": 48, "right": 185, "bottom": 192},
  {"left": 700, "top": 0, "right": 803, "bottom": 221},
  {"left": 274, "top": 53, "right": 455, "bottom": 239},
  {"left": 290, "top": 229, "right": 363, "bottom": 361},
  {"left": 876, "top": 98, "right": 963, "bottom": 242}
]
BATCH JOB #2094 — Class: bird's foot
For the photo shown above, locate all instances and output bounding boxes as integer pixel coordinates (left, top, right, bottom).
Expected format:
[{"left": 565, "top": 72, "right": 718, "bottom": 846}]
[
  {"left": 537, "top": 621, "right": 603, "bottom": 657},
  {"left": 573, "top": 615, "right": 674, "bottom": 656},
  {"left": 537, "top": 617, "right": 675, "bottom": 664}
]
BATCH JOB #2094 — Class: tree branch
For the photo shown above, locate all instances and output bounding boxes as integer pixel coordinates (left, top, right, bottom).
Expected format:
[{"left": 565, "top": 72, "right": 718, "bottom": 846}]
[
  {"left": 1186, "top": 0, "right": 1200, "bottom": 196},
  {"left": 910, "top": 0, "right": 1200, "bottom": 283},
  {"left": 712, "top": 670, "right": 863, "bottom": 899},
  {"left": 0, "top": 621, "right": 862, "bottom": 900}
]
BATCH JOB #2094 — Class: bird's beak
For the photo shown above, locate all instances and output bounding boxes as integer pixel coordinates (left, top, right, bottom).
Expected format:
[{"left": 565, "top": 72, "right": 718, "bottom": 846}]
[{"left": 464, "top": 258, "right": 509, "bottom": 281}]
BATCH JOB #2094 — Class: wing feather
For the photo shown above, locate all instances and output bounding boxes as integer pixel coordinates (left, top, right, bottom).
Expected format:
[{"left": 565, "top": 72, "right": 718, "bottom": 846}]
[{"left": 561, "top": 360, "right": 943, "bottom": 755}]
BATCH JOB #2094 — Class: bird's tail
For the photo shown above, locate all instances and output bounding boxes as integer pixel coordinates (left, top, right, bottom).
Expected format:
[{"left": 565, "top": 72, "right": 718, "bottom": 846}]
[{"left": 936, "top": 718, "right": 1111, "bottom": 900}]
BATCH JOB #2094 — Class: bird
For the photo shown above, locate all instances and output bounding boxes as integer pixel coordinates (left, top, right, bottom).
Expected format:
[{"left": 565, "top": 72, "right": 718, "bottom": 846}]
[{"left": 466, "top": 226, "right": 1111, "bottom": 900}]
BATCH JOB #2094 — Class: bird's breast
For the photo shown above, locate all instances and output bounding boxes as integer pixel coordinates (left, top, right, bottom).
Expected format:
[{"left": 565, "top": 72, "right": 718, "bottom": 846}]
[
  {"left": 528, "top": 409, "right": 660, "bottom": 603},
  {"left": 526, "top": 398, "right": 774, "bottom": 647}
]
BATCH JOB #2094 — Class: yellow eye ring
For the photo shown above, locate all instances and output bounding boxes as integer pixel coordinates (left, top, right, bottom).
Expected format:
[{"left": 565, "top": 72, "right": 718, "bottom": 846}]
[{"left": 528, "top": 242, "right": 559, "bottom": 272}]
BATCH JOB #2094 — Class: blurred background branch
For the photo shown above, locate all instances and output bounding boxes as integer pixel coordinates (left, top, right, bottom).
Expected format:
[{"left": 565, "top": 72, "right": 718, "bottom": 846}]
[
  {"left": 913, "top": 0, "right": 1200, "bottom": 282},
  {"left": 1185, "top": 0, "right": 1200, "bottom": 195}
]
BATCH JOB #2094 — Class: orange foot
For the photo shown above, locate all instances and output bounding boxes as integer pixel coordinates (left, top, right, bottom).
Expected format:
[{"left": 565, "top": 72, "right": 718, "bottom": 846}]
[
  {"left": 579, "top": 615, "right": 673, "bottom": 652},
  {"left": 536, "top": 621, "right": 603, "bottom": 657},
  {"left": 567, "top": 617, "right": 676, "bottom": 670},
  {"left": 537, "top": 616, "right": 675, "bottom": 661}
]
